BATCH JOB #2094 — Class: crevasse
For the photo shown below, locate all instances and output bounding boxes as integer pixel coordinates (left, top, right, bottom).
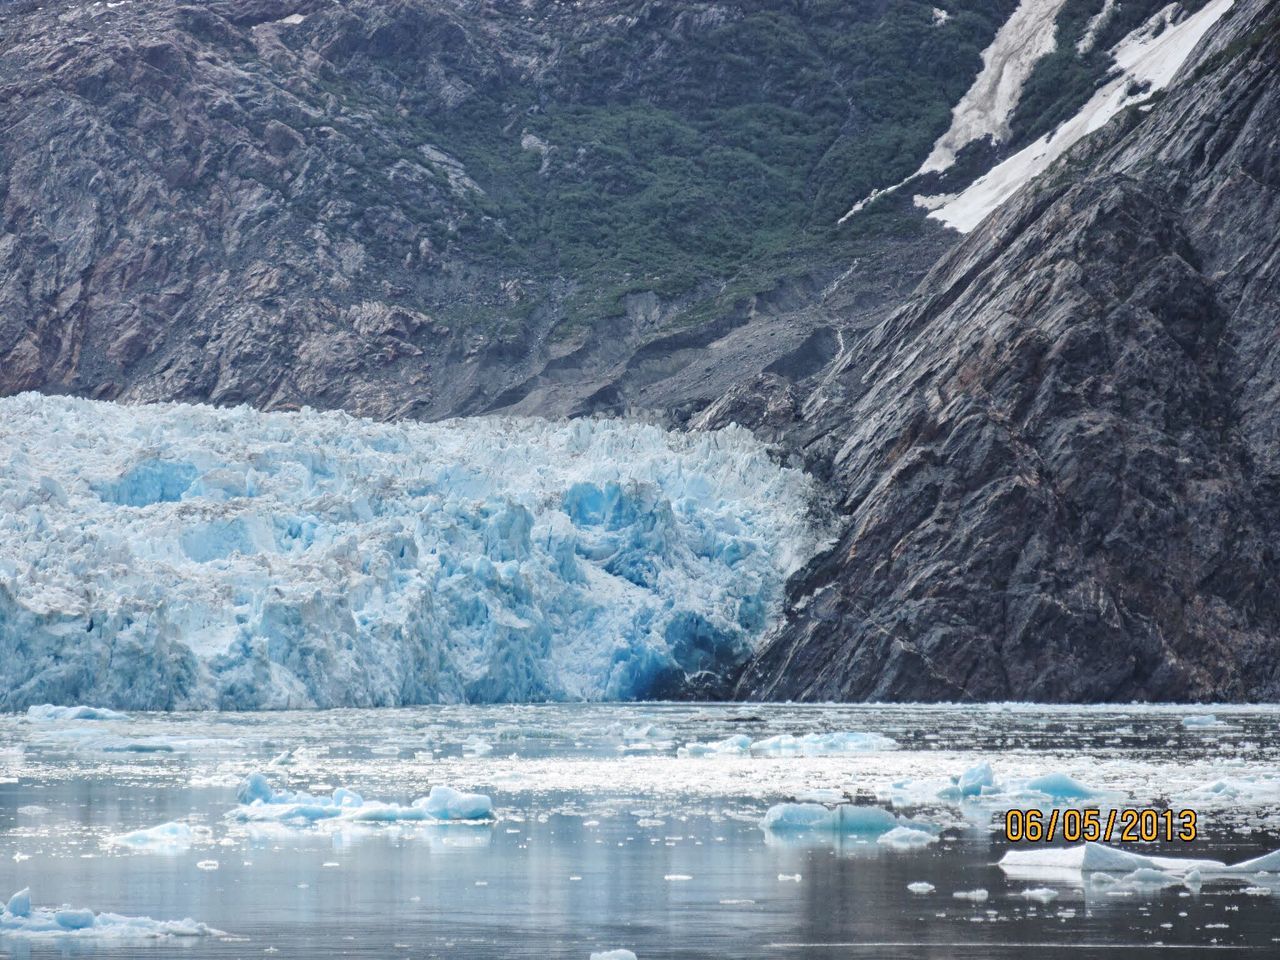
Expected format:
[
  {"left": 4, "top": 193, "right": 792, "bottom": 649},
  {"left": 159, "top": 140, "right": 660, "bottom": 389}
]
[{"left": 0, "top": 395, "right": 818, "bottom": 710}]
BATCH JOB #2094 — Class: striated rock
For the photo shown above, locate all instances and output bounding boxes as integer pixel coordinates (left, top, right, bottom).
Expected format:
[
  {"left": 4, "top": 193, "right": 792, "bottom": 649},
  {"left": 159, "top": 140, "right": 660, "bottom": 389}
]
[{"left": 734, "top": 0, "right": 1280, "bottom": 702}]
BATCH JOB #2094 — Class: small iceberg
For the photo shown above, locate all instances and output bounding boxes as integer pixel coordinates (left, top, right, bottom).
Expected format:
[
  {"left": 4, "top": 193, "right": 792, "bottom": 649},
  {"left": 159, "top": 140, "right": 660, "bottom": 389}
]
[
  {"left": 1021, "top": 772, "right": 1098, "bottom": 800},
  {"left": 26, "top": 705, "right": 130, "bottom": 722},
  {"left": 760, "top": 803, "right": 935, "bottom": 841},
  {"left": 1018, "top": 887, "right": 1059, "bottom": 903},
  {"left": 0, "top": 888, "right": 221, "bottom": 939},
  {"left": 999, "top": 842, "right": 1280, "bottom": 879},
  {"left": 877, "top": 826, "right": 937, "bottom": 849},
  {"left": 106, "top": 822, "right": 202, "bottom": 853},
  {"left": 676, "top": 734, "right": 752, "bottom": 758},
  {"left": 229, "top": 773, "right": 494, "bottom": 825},
  {"left": 750, "top": 732, "right": 897, "bottom": 756},
  {"left": 907, "top": 881, "right": 935, "bottom": 894},
  {"left": 1182, "top": 714, "right": 1226, "bottom": 729},
  {"left": 590, "top": 951, "right": 638, "bottom": 960}
]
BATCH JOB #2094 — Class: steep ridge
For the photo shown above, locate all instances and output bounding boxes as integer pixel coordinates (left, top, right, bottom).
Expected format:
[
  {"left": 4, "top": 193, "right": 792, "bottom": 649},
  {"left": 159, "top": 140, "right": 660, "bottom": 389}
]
[{"left": 730, "top": 0, "right": 1280, "bottom": 702}]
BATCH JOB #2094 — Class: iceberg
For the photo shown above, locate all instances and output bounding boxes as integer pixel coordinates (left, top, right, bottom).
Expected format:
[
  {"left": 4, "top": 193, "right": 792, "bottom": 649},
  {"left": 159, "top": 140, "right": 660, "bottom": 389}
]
[
  {"left": 999, "top": 842, "right": 1280, "bottom": 879},
  {"left": 106, "top": 821, "right": 199, "bottom": 852},
  {"left": 907, "top": 881, "right": 935, "bottom": 894},
  {"left": 749, "top": 732, "right": 897, "bottom": 756},
  {"left": 25, "top": 705, "right": 131, "bottom": 721},
  {"left": 0, "top": 889, "right": 220, "bottom": 939},
  {"left": 877, "top": 826, "right": 937, "bottom": 849},
  {"left": 590, "top": 951, "right": 638, "bottom": 960},
  {"left": 1020, "top": 772, "right": 1098, "bottom": 800},
  {"left": 760, "top": 803, "right": 934, "bottom": 839},
  {"left": 0, "top": 394, "right": 818, "bottom": 710},
  {"left": 229, "top": 773, "right": 494, "bottom": 825},
  {"left": 676, "top": 734, "right": 752, "bottom": 758}
]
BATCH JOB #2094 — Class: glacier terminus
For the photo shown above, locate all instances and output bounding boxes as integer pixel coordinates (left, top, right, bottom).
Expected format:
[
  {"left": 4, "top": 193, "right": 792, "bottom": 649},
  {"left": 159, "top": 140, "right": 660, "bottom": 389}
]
[{"left": 0, "top": 395, "right": 819, "bottom": 710}]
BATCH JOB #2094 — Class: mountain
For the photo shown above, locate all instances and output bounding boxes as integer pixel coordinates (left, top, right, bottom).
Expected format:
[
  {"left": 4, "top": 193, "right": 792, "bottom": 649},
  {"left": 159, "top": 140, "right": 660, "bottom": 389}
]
[
  {"left": 730, "top": 0, "right": 1280, "bottom": 702},
  {"left": 1, "top": 0, "right": 1175, "bottom": 421},
  {"left": 3, "top": 0, "right": 1276, "bottom": 705}
]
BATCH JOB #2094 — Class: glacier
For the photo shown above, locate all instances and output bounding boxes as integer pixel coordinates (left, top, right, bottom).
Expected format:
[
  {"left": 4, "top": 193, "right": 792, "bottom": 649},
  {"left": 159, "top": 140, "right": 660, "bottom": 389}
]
[{"left": 0, "top": 394, "right": 819, "bottom": 710}]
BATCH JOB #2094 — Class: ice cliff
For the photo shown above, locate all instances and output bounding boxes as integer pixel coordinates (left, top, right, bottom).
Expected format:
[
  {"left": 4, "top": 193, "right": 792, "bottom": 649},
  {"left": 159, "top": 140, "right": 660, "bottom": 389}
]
[{"left": 0, "top": 395, "right": 818, "bottom": 710}]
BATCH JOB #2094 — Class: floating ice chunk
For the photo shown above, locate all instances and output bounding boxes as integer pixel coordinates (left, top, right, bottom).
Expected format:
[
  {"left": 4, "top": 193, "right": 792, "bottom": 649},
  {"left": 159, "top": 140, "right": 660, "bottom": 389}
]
[
  {"left": 939, "top": 760, "right": 996, "bottom": 800},
  {"left": 6, "top": 889, "right": 30, "bottom": 918},
  {"left": 590, "top": 951, "right": 637, "bottom": 960},
  {"left": 958, "top": 761, "right": 995, "bottom": 797},
  {"left": 996, "top": 842, "right": 1280, "bottom": 880},
  {"left": 1119, "top": 868, "right": 1181, "bottom": 889},
  {"left": 750, "top": 731, "right": 896, "bottom": 756},
  {"left": 760, "top": 803, "right": 932, "bottom": 839},
  {"left": 106, "top": 822, "right": 196, "bottom": 852},
  {"left": 1182, "top": 714, "right": 1225, "bottom": 728},
  {"left": 0, "top": 889, "right": 220, "bottom": 939},
  {"left": 878, "top": 827, "right": 937, "bottom": 849},
  {"left": 462, "top": 737, "right": 493, "bottom": 757},
  {"left": 228, "top": 773, "right": 492, "bottom": 825},
  {"left": 26, "top": 704, "right": 131, "bottom": 721},
  {"left": 953, "top": 889, "right": 989, "bottom": 902},
  {"left": 195, "top": 860, "right": 218, "bottom": 871},
  {"left": 1018, "top": 887, "right": 1059, "bottom": 903},
  {"left": 676, "top": 734, "right": 752, "bottom": 758},
  {"left": 1022, "top": 772, "right": 1097, "bottom": 799},
  {"left": 420, "top": 786, "right": 494, "bottom": 822},
  {"left": 907, "top": 881, "right": 935, "bottom": 894},
  {"left": 794, "top": 788, "right": 847, "bottom": 804},
  {"left": 236, "top": 773, "right": 275, "bottom": 805}
]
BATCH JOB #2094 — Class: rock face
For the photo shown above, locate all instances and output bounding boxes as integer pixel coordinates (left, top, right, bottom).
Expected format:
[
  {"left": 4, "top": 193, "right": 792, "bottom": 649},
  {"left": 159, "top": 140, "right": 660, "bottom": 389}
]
[
  {"left": 0, "top": 0, "right": 986, "bottom": 419},
  {"left": 731, "top": 0, "right": 1280, "bottom": 702}
]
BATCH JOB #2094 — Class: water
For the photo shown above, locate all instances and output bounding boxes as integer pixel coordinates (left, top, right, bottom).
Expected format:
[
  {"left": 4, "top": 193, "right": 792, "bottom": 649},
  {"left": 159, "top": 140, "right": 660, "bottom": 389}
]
[{"left": 2, "top": 703, "right": 1279, "bottom": 958}]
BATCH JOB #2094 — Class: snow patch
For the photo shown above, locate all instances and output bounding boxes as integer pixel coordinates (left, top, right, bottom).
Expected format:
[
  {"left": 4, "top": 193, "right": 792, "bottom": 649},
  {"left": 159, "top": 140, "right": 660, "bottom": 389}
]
[
  {"left": 920, "top": 0, "right": 1069, "bottom": 173},
  {"left": 1076, "top": 0, "right": 1118, "bottom": 54},
  {"left": 924, "top": 0, "right": 1236, "bottom": 231}
]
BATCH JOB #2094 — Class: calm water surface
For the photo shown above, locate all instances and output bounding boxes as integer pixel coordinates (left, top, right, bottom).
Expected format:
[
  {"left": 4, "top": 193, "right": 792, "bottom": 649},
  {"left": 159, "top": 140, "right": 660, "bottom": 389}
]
[{"left": 2, "top": 703, "right": 1279, "bottom": 958}]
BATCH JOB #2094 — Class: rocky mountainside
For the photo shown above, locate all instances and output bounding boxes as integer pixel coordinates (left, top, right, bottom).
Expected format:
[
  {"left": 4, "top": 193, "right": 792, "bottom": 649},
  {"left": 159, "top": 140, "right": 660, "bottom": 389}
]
[
  {"left": 4, "top": 0, "right": 1276, "bottom": 705},
  {"left": 729, "top": 0, "right": 1280, "bottom": 702},
  {"left": 2, "top": 0, "right": 1023, "bottom": 418}
]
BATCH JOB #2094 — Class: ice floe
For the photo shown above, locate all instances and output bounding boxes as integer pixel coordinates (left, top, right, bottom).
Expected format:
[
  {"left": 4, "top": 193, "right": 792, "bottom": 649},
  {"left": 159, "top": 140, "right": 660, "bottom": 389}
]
[
  {"left": 228, "top": 773, "right": 494, "bottom": 825},
  {"left": 26, "top": 704, "right": 130, "bottom": 721},
  {"left": 1000, "top": 842, "right": 1280, "bottom": 879},
  {"left": 679, "top": 730, "right": 895, "bottom": 758},
  {"left": 0, "top": 888, "right": 221, "bottom": 939},
  {"left": 590, "top": 951, "right": 638, "bottom": 960},
  {"left": 106, "top": 821, "right": 204, "bottom": 852},
  {"left": 907, "top": 881, "right": 935, "bottom": 894},
  {"left": 760, "top": 803, "right": 936, "bottom": 840}
]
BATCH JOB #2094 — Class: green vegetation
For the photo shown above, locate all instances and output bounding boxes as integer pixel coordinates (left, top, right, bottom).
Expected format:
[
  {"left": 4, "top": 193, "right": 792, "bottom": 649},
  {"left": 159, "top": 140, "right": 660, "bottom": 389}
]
[{"left": 316, "top": 1, "right": 1022, "bottom": 331}]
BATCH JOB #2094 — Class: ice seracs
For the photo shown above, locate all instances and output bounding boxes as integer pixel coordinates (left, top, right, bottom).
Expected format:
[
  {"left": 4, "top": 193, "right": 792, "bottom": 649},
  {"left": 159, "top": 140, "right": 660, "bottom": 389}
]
[{"left": 0, "top": 394, "right": 818, "bottom": 710}]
